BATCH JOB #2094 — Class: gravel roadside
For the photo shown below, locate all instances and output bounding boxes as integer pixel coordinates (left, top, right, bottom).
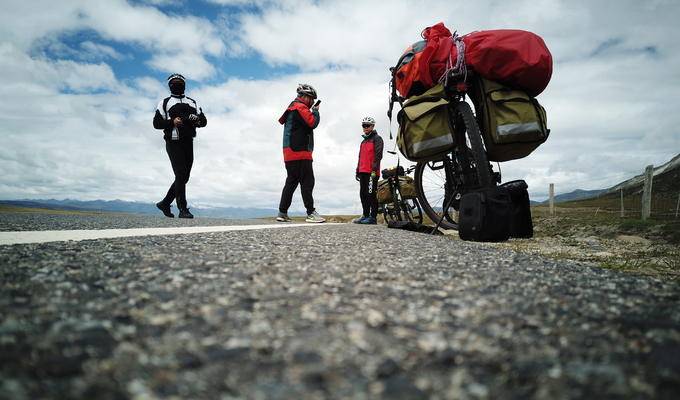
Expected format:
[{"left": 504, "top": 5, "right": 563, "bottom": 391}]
[{"left": 1, "top": 215, "right": 679, "bottom": 399}]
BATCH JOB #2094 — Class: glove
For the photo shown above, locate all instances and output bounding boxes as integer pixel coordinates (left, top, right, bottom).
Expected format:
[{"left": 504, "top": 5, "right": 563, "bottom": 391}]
[
  {"left": 188, "top": 114, "right": 199, "bottom": 122},
  {"left": 355, "top": 173, "right": 360, "bottom": 182}
]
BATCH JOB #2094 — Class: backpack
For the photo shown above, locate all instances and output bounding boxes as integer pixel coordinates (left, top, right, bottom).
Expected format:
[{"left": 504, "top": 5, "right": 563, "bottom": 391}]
[
  {"left": 393, "top": 23, "right": 454, "bottom": 99},
  {"left": 393, "top": 40, "right": 429, "bottom": 100},
  {"left": 468, "top": 77, "right": 549, "bottom": 162},
  {"left": 396, "top": 84, "right": 455, "bottom": 162},
  {"left": 458, "top": 186, "right": 512, "bottom": 242}
]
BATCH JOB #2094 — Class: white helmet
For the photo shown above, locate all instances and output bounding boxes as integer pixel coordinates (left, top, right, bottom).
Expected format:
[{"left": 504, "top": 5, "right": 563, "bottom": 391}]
[
  {"left": 296, "top": 83, "right": 317, "bottom": 99},
  {"left": 361, "top": 116, "right": 376, "bottom": 126}
]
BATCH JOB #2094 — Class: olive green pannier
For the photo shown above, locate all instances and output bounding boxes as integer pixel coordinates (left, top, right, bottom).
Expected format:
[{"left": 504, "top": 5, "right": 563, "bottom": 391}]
[
  {"left": 398, "top": 176, "right": 418, "bottom": 199},
  {"left": 377, "top": 180, "right": 392, "bottom": 204},
  {"left": 397, "top": 84, "right": 455, "bottom": 162},
  {"left": 469, "top": 77, "right": 549, "bottom": 162},
  {"left": 377, "top": 176, "right": 418, "bottom": 204}
]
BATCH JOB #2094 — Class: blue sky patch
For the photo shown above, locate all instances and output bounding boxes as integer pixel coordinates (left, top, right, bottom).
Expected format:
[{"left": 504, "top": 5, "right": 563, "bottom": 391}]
[{"left": 29, "top": 4, "right": 303, "bottom": 94}]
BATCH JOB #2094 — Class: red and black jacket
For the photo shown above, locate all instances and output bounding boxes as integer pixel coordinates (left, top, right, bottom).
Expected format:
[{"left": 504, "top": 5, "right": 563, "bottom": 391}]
[
  {"left": 356, "top": 131, "right": 384, "bottom": 174},
  {"left": 278, "top": 98, "right": 320, "bottom": 162}
]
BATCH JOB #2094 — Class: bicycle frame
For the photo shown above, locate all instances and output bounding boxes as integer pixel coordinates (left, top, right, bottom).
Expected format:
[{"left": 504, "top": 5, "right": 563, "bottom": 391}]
[{"left": 414, "top": 76, "right": 497, "bottom": 230}]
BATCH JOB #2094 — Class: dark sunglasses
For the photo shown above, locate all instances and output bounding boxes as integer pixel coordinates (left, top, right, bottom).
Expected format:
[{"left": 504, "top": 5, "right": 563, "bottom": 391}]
[{"left": 362, "top": 124, "right": 373, "bottom": 128}]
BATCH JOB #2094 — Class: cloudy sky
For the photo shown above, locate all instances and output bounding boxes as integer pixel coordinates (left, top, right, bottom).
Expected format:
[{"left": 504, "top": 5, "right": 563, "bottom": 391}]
[{"left": 1, "top": 0, "right": 679, "bottom": 214}]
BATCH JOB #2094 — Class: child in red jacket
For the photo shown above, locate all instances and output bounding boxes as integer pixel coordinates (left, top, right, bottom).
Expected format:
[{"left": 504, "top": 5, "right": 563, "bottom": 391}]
[{"left": 354, "top": 117, "right": 384, "bottom": 224}]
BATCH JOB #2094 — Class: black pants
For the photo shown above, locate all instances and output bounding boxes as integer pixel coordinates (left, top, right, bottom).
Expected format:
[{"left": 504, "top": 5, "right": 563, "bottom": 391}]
[
  {"left": 359, "top": 173, "right": 379, "bottom": 218},
  {"left": 279, "top": 159, "right": 315, "bottom": 214},
  {"left": 161, "top": 139, "right": 193, "bottom": 210}
]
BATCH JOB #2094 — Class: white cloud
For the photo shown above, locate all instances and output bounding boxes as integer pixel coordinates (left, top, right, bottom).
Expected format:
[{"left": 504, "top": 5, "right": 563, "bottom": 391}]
[
  {"left": 0, "top": 43, "right": 117, "bottom": 93},
  {"left": 0, "top": 0, "right": 226, "bottom": 80},
  {"left": 0, "top": 0, "right": 679, "bottom": 214}
]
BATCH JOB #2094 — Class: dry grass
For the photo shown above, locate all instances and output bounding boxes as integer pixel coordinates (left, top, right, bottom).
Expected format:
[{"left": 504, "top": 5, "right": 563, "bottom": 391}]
[
  {"left": 0, "top": 204, "right": 106, "bottom": 216},
  {"left": 491, "top": 206, "right": 680, "bottom": 280}
]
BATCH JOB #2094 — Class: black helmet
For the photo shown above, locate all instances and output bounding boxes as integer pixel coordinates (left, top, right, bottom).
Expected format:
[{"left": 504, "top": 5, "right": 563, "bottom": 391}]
[{"left": 296, "top": 83, "right": 317, "bottom": 99}]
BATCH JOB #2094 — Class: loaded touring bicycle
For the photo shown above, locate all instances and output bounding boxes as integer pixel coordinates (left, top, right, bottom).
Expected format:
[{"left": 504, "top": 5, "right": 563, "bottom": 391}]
[{"left": 388, "top": 25, "right": 551, "bottom": 232}]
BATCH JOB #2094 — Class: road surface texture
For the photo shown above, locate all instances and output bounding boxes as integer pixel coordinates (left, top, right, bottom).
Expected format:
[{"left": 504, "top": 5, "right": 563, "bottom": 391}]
[
  {"left": 1, "top": 212, "right": 679, "bottom": 399},
  {"left": 0, "top": 212, "right": 263, "bottom": 231}
]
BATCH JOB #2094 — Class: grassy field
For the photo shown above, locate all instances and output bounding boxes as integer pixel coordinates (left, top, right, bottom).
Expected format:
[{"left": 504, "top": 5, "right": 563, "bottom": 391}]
[
  {"left": 0, "top": 204, "right": 108, "bottom": 216},
  {"left": 502, "top": 205, "right": 680, "bottom": 280},
  {"left": 559, "top": 166, "right": 680, "bottom": 219}
]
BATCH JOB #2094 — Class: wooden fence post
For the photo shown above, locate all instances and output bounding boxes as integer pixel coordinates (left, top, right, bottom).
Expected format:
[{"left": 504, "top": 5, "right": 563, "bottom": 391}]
[
  {"left": 549, "top": 183, "right": 555, "bottom": 217},
  {"left": 620, "top": 188, "right": 624, "bottom": 218},
  {"left": 675, "top": 192, "right": 680, "bottom": 219},
  {"left": 641, "top": 165, "right": 653, "bottom": 221}
]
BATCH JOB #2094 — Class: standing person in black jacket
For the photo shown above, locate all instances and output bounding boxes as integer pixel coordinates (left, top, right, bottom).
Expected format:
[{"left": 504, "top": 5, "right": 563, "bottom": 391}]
[{"left": 152, "top": 73, "right": 207, "bottom": 219}]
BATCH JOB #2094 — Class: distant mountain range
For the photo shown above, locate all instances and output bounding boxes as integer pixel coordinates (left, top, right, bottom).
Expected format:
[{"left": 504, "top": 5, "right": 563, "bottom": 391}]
[
  {"left": 2, "top": 153, "right": 677, "bottom": 215},
  {"left": 0, "top": 199, "right": 281, "bottom": 219},
  {"left": 540, "top": 189, "right": 606, "bottom": 204}
]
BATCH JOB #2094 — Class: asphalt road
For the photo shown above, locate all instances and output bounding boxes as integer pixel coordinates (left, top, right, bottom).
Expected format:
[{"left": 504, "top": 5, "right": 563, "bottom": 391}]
[{"left": 1, "top": 212, "right": 679, "bottom": 399}]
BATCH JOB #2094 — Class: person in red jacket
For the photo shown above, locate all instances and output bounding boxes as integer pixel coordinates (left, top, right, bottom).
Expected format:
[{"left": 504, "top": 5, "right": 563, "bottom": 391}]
[
  {"left": 354, "top": 116, "right": 384, "bottom": 225},
  {"left": 276, "top": 84, "right": 325, "bottom": 223}
]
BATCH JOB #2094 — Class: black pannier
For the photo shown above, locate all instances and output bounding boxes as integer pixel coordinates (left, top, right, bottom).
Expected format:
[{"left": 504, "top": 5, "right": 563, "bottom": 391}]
[
  {"left": 500, "top": 180, "right": 533, "bottom": 238},
  {"left": 458, "top": 187, "right": 512, "bottom": 242}
]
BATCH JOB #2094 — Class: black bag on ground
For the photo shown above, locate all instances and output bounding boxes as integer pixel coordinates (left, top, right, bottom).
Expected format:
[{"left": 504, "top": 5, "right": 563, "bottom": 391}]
[
  {"left": 458, "top": 187, "right": 512, "bottom": 242},
  {"left": 500, "top": 180, "right": 533, "bottom": 238}
]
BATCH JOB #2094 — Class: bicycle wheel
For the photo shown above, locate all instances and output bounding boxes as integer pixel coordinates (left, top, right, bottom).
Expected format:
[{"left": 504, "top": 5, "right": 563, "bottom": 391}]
[
  {"left": 389, "top": 186, "right": 403, "bottom": 222},
  {"left": 383, "top": 203, "right": 401, "bottom": 223},
  {"left": 414, "top": 158, "right": 459, "bottom": 230},
  {"left": 453, "top": 101, "right": 492, "bottom": 189},
  {"left": 401, "top": 198, "right": 423, "bottom": 224},
  {"left": 414, "top": 101, "right": 492, "bottom": 230},
  {"left": 382, "top": 210, "right": 390, "bottom": 224}
]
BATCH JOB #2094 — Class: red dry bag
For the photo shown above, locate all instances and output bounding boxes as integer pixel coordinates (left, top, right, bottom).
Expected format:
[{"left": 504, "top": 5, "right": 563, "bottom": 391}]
[
  {"left": 463, "top": 29, "right": 552, "bottom": 97},
  {"left": 392, "top": 24, "right": 552, "bottom": 99}
]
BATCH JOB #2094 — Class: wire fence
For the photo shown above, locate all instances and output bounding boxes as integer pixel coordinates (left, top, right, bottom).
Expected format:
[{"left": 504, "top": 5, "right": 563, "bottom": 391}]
[
  {"left": 540, "top": 182, "right": 680, "bottom": 220},
  {"left": 577, "top": 192, "right": 680, "bottom": 219}
]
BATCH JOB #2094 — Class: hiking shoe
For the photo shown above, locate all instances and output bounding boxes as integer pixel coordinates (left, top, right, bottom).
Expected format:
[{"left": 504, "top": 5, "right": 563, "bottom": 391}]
[
  {"left": 305, "top": 211, "right": 325, "bottom": 223},
  {"left": 276, "top": 212, "right": 291, "bottom": 222},
  {"left": 352, "top": 216, "right": 367, "bottom": 224},
  {"left": 178, "top": 208, "right": 194, "bottom": 219},
  {"left": 156, "top": 201, "right": 174, "bottom": 218},
  {"left": 359, "top": 217, "right": 377, "bottom": 225}
]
